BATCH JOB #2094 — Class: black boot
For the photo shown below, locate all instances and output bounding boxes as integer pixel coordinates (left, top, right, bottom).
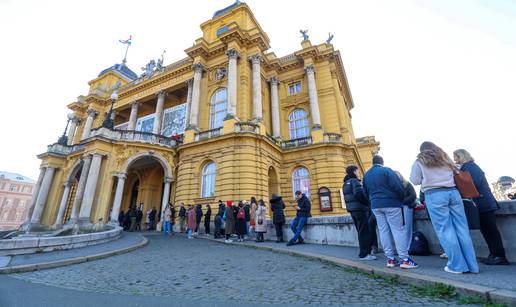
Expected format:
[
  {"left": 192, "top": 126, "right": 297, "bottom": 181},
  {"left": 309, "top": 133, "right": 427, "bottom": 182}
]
[
  {"left": 482, "top": 256, "right": 510, "bottom": 265},
  {"left": 286, "top": 239, "right": 296, "bottom": 246}
]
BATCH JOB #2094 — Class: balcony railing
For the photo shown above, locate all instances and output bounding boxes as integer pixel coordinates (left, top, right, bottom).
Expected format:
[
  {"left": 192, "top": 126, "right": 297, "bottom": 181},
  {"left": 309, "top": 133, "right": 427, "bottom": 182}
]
[
  {"left": 281, "top": 136, "right": 313, "bottom": 149},
  {"left": 323, "top": 133, "right": 342, "bottom": 143},
  {"left": 195, "top": 128, "right": 222, "bottom": 141},
  {"left": 265, "top": 133, "right": 280, "bottom": 145},
  {"left": 47, "top": 143, "right": 85, "bottom": 155},
  {"left": 117, "top": 130, "right": 179, "bottom": 147},
  {"left": 234, "top": 122, "right": 259, "bottom": 134}
]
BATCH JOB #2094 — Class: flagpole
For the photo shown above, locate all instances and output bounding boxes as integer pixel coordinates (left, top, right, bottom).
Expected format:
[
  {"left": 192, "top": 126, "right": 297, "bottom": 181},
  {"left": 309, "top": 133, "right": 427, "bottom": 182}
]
[{"left": 123, "top": 44, "right": 129, "bottom": 64}]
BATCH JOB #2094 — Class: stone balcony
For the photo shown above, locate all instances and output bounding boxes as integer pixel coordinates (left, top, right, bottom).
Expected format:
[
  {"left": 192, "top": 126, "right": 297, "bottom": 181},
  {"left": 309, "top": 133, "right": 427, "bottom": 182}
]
[
  {"left": 194, "top": 127, "right": 222, "bottom": 141},
  {"left": 89, "top": 128, "right": 179, "bottom": 148},
  {"left": 46, "top": 143, "right": 85, "bottom": 156}
]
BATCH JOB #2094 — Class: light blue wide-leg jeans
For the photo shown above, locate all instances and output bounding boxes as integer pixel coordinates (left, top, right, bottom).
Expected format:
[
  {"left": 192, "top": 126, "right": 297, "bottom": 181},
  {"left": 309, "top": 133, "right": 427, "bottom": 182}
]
[{"left": 425, "top": 188, "right": 479, "bottom": 273}]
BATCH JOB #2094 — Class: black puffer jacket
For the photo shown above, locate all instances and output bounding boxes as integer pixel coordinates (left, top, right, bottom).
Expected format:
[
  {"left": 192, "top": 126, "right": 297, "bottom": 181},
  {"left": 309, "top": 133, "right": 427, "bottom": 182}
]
[
  {"left": 343, "top": 176, "right": 369, "bottom": 212},
  {"left": 270, "top": 194, "right": 286, "bottom": 224}
]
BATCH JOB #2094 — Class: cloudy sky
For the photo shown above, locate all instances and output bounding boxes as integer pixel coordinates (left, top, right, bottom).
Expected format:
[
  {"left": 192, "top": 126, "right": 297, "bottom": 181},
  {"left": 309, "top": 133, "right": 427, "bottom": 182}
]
[{"left": 0, "top": 0, "right": 514, "bottom": 185}]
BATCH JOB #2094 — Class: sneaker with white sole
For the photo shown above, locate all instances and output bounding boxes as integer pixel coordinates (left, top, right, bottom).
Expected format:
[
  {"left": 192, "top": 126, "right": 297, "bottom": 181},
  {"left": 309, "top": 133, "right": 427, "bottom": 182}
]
[
  {"left": 386, "top": 258, "right": 398, "bottom": 268},
  {"left": 224, "top": 239, "right": 232, "bottom": 243},
  {"left": 400, "top": 258, "right": 419, "bottom": 269},
  {"left": 444, "top": 266, "right": 463, "bottom": 274},
  {"left": 440, "top": 253, "right": 448, "bottom": 259},
  {"left": 359, "top": 254, "right": 377, "bottom": 261}
]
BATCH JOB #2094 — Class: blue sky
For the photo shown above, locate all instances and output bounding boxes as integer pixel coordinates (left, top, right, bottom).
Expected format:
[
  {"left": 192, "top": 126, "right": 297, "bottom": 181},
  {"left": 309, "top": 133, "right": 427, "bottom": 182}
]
[{"left": 0, "top": 0, "right": 514, "bottom": 185}]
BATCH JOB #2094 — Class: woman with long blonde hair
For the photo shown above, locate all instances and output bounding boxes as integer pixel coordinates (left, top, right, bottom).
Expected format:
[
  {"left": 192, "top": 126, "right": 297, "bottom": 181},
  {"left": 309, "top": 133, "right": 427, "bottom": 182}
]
[{"left": 410, "top": 142, "right": 479, "bottom": 274}]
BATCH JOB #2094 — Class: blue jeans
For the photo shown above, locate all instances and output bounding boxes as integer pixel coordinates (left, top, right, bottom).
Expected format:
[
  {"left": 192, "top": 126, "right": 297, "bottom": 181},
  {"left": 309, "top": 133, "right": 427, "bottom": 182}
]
[
  {"left": 426, "top": 188, "right": 479, "bottom": 273},
  {"left": 187, "top": 229, "right": 193, "bottom": 238},
  {"left": 290, "top": 216, "right": 307, "bottom": 242},
  {"left": 163, "top": 221, "right": 171, "bottom": 236}
]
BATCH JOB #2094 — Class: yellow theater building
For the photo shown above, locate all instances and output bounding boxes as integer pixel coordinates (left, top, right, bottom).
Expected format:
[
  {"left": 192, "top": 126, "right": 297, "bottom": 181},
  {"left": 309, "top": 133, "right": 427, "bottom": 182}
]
[{"left": 26, "top": 1, "right": 379, "bottom": 230}]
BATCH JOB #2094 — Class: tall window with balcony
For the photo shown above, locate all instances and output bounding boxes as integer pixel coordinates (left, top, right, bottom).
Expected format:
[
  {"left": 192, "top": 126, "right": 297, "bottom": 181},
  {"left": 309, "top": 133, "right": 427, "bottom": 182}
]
[
  {"left": 201, "top": 162, "right": 216, "bottom": 198},
  {"left": 289, "top": 109, "right": 310, "bottom": 139},
  {"left": 210, "top": 88, "right": 228, "bottom": 129},
  {"left": 292, "top": 167, "right": 311, "bottom": 197}
]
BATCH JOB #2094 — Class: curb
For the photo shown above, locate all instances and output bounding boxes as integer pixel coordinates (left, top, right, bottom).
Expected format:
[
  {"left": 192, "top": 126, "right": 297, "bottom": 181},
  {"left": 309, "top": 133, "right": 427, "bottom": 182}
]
[
  {"left": 198, "top": 236, "right": 516, "bottom": 306},
  {"left": 0, "top": 235, "right": 148, "bottom": 274}
]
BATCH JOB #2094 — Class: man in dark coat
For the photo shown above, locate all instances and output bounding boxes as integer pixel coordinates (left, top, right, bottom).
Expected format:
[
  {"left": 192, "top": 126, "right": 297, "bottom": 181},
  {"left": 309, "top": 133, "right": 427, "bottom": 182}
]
[
  {"left": 148, "top": 207, "right": 157, "bottom": 230},
  {"left": 343, "top": 165, "right": 375, "bottom": 260},
  {"left": 178, "top": 203, "right": 187, "bottom": 233},
  {"left": 270, "top": 194, "right": 286, "bottom": 242},
  {"left": 195, "top": 204, "right": 203, "bottom": 235},
  {"left": 287, "top": 191, "right": 311, "bottom": 246},
  {"left": 135, "top": 204, "right": 143, "bottom": 231},
  {"left": 118, "top": 211, "right": 125, "bottom": 228}
]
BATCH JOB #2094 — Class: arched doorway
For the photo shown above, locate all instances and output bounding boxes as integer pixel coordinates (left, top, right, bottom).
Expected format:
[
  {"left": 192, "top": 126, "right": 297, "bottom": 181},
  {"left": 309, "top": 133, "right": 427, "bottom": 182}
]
[
  {"left": 62, "top": 161, "right": 83, "bottom": 223},
  {"left": 268, "top": 167, "right": 280, "bottom": 199}
]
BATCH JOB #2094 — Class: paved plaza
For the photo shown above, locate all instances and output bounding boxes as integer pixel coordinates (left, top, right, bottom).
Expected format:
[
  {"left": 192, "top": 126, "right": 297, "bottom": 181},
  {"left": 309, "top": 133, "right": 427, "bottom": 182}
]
[{"left": 0, "top": 235, "right": 482, "bottom": 307}]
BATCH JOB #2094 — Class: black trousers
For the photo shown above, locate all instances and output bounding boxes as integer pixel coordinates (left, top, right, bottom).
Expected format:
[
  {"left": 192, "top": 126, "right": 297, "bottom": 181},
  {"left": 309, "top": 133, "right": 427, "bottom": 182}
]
[
  {"left": 368, "top": 210, "right": 378, "bottom": 247},
  {"left": 204, "top": 219, "right": 211, "bottom": 234},
  {"left": 350, "top": 210, "right": 373, "bottom": 258},
  {"left": 479, "top": 210, "right": 506, "bottom": 257},
  {"left": 274, "top": 222, "right": 284, "bottom": 239}
]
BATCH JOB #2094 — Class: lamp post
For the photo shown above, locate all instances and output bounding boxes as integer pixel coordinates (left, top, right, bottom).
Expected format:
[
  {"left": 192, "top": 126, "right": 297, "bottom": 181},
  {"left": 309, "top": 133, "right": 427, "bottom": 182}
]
[
  {"left": 57, "top": 114, "right": 74, "bottom": 145},
  {"left": 102, "top": 91, "right": 118, "bottom": 129}
]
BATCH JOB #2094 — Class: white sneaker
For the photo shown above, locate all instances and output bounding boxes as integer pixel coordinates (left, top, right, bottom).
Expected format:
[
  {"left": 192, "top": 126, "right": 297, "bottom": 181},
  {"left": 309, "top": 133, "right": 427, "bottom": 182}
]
[
  {"left": 440, "top": 253, "right": 448, "bottom": 259},
  {"left": 444, "top": 266, "right": 463, "bottom": 274},
  {"left": 224, "top": 239, "right": 232, "bottom": 243},
  {"left": 359, "top": 254, "right": 377, "bottom": 261}
]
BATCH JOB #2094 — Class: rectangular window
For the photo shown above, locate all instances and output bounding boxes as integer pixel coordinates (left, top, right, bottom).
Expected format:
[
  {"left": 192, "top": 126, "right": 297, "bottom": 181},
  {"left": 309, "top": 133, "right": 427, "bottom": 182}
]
[
  {"left": 288, "top": 82, "right": 302, "bottom": 95},
  {"left": 9, "top": 184, "right": 17, "bottom": 192}
]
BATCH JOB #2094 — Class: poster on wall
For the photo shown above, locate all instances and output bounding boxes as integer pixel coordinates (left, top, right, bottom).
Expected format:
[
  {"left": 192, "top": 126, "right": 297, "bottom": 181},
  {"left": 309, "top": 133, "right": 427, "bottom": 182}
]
[
  {"left": 137, "top": 115, "right": 155, "bottom": 133},
  {"left": 161, "top": 103, "right": 187, "bottom": 137}
]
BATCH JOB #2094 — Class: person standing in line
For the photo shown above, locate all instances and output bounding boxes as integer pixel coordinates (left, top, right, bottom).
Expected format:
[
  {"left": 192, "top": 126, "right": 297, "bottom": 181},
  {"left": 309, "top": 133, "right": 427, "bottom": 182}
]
[
  {"left": 235, "top": 201, "right": 247, "bottom": 242},
  {"left": 135, "top": 203, "right": 143, "bottom": 231},
  {"left": 187, "top": 205, "right": 196, "bottom": 239},
  {"left": 169, "top": 203, "right": 176, "bottom": 235},
  {"left": 255, "top": 199, "right": 268, "bottom": 242},
  {"left": 148, "top": 206, "right": 157, "bottom": 231},
  {"left": 454, "top": 149, "right": 509, "bottom": 265},
  {"left": 118, "top": 210, "right": 125, "bottom": 228},
  {"left": 129, "top": 205, "right": 138, "bottom": 232},
  {"left": 163, "top": 204, "right": 172, "bottom": 237},
  {"left": 204, "top": 204, "right": 212, "bottom": 236},
  {"left": 145, "top": 208, "right": 151, "bottom": 230},
  {"left": 270, "top": 194, "right": 286, "bottom": 243},
  {"left": 195, "top": 204, "right": 203, "bottom": 235},
  {"left": 249, "top": 198, "right": 257, "bottom": 239},
  {"left": 363, "top": 155, "right": 418, "bottom": 269},
  {"left": 343, "top": 165, "right": 376, "bottom": 261},
  {"left": 224, "top": 201, "right": 235, "bottom": 242},
  {"left": 286, "top": 191, "right": 311, "bottom": 246},
  {"left": 410, "top": 142, "right": 478, "bottom": 274},
  {"left": 395, "top": 171, "right": 418, "bottom": 252},
  {"left": 244, "top": 200, "right": 251, "bottom": 239},
  {"left": 214, "top": 212, "right": 223, "bottom": 239},
  {"left": 178, "top": 203, "right": 187, "bottom": 233}
]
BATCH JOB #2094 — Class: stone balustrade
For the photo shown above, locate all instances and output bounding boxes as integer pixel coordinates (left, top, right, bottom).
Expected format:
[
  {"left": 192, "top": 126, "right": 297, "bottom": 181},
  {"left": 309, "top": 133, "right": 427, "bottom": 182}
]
[
  {"left": 323, "top": 133, "right": 342, "bottom": 143},
  {"left": 281, "top": 136, "right": 313, "bottom": 149},
  {"left": 88, "top": 128, "right": 178, "bottom": 148},
  {"left": 234, "top": 122, "right": 259, "bottom": 133},
  {"left": 195, "top": 128, "right": 222, "bottom": 141},
  {"left": 47, "top": 143, "right": 85, "bottom": 156}
]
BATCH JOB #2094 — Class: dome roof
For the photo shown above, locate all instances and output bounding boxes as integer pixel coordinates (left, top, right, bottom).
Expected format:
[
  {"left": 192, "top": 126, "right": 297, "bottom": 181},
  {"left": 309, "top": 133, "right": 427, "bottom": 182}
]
[
  {"left": 213, "top": 0, "right": 244, "bottom": 18},
  {"left": 98, "top": 63, "right": 138, "bottom": 81},
  {"left": 498, "top": 176, "right": 515, "bottom": 184}
]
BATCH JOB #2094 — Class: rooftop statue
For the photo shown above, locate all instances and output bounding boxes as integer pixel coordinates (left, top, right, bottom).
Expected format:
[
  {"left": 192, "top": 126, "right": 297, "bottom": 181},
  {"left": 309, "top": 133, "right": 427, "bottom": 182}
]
[
  {"left": 326, "top": 33, "right": 334, "bottom": 44},
  {"left": 140, "top": 60, "right": 156, "bottom": 79},
  {"left": 300, "top": 29, "right": 309, "bottom": 41}
]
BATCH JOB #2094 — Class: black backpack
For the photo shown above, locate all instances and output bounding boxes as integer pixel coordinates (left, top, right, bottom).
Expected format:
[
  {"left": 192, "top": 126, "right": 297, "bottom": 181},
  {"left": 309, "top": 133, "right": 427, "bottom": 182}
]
[{"left": 409, "top": 231, "right": 431, "bottom": 256}]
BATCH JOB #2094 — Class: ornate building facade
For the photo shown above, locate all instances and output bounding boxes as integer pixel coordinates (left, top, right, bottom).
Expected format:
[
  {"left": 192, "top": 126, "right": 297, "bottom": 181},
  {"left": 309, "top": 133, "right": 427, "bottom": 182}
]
[
  {"left": 27, "top": 2, "right": 379, "bottom": 229},
  {"left": 0, "top": 172, "right": 35, "bottom": 230}
]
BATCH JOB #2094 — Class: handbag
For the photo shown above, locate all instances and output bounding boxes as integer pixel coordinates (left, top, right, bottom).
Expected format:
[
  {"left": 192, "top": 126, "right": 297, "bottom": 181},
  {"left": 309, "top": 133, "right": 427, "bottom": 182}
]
[
  {"left": 454, "top": 170, "right": 480, "bottom": 199},
  {"left": 463, "top": 199, "right": 480, "bottom": 230}
]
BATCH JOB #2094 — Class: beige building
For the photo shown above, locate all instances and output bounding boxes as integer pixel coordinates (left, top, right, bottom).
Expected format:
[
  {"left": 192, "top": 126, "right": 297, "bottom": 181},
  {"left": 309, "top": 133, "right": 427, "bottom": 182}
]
[{"left": 0, "top": 172, "right": 35, "bottom": 230}]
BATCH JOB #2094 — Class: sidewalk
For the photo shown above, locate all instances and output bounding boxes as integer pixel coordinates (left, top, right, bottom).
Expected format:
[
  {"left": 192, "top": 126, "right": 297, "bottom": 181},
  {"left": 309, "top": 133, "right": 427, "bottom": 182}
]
[
  {"left": 198, "top": 234, "right": 516, "bottom": 306},
  {"left": 0, "top": 232, "right": 147, "bottom": 274}
]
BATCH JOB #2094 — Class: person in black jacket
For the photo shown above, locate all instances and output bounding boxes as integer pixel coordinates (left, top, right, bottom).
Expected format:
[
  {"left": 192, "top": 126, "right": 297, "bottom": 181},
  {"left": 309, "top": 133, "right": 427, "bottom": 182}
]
[
  {"left": 270, "top": 194, "right": 286, "bottom": 243},
  {"left": 343, "top": 165, "right": 376, "bottom": 260},
  {"left": 204, "top": 204, "right": 212, "bottom": 235},
  {"left": 135, "top": 203, "right": 144, "bottom": 231},
  {"left": 178, "top": 203, "right": 187, "bottom": 233},
  {"left": 454, "top": 149, "right": 509, "bottom": 265},
  {"left": 287, "top": 191, "right": 311, "bottom": 246},
  {"left": 118, "top": 210, "right": 125, "bottom": 228}
]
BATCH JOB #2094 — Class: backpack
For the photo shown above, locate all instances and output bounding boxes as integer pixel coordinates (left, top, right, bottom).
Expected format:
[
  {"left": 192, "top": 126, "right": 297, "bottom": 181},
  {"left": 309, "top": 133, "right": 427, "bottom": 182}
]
[
  {"left": 237, "top": 207, "right": 245, "bottom": 220},
  {"left": 409, "top": 231, "right": 431, "bottom": 256}
]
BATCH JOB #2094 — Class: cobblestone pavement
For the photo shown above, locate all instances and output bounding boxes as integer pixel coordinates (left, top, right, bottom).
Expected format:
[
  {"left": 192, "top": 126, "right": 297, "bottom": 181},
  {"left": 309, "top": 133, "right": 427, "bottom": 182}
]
[{"left": 10, "top": 235, "right": 478, "bottom": 306}]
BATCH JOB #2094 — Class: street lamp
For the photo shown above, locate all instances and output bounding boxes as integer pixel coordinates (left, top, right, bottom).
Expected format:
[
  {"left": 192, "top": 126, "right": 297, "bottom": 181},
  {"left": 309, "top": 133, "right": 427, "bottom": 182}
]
[
  {"left": 57, "top": 113, "right": 74, "bottom": 145},
  {"left": 102, "top": 91, "right": 118, "bottom": 129}
]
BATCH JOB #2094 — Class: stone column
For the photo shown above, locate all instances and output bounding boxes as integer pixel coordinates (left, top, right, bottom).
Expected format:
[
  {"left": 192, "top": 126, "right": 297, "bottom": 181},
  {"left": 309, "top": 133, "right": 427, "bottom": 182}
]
[
  {"left": 188, "top": 63, "right": 204, "bottom": 129},
  {"left": 226, "top": 49, "right": 239, "bottom": 118},
  {"left": 250, "top": 54, "right": 263, "bottom": 122},
  {"left": 305, "top": 65, "right": 322, "bottom": 129},
  {"left": 54, "top": 182, "right": 72, "bottom": 226},
  {"left": 153, "top": 91, "right": 167, "bottom": 134},
  {"left": 184, "top": 79, "right": 194, "bottom": 128},
  {"left": 24, "top": 168, "right": 45, "bottom": 224},
  {"left": 127, "top": 102, "right": 139, "bottom": 131},
  {"left": 269, "top": 77, "right": 281, "bottom": 139},
  {"left": 69, "top": 155, "right": 92, "bottom": 223},
  {"left": 78, "top": 153, "right": 103, "bottom": 223},
  {"left": 30, "top": 167, "right": 56, "bottom": 224},
  {"left": 67, "top": 116, "right": 79, "bottom": 145},
  {"left": 109, "top": 173, "right": 126, "bottom": 224},
  {"left": 159, "top": 177, "right": 173, "bottom": 227},
  {"left": 81, "top": 109, "right": 98, "bottom": 140}
]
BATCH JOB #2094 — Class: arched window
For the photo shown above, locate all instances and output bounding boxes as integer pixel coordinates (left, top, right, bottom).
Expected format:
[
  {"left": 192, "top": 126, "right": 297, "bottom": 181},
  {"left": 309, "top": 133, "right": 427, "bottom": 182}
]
[
  {"left": 289, "top": 109, "right": 309, "bottom": 139},
  {"left": 210, "top": 88, "right": 228, "bottom": 129},
  {"left": 201, "top": 162, "right": 216, "bottom": 198},
  {"left": 292, "top": 167, "right": 311, "bottom": 197}
]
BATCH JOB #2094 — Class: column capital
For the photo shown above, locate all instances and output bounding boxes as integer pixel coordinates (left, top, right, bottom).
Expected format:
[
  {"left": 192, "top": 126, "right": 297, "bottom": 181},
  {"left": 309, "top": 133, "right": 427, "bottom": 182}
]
[
  {"left": 305, "top": 64, "right": 316, "bottom": 74},
  {"left": 164, "top": 176, "right": 175, "bottom": 183},
  {"left": 226, "top": 48, "right": 240, "bottom": 60},
  {"left": 268, "top": 76, "right": 280, "bottom": 85},
  {"left": 249, "top": 54, "right": 263, "bottom": 64},
  {"left": 192, "top": 63, "right": 205, "bottom": 73},
  {"left": 91, "top": 152, "right": 105, "bottom": 159},
  {"left": 87, "top": 109, "right": 99, "bottom": 117},
  {"left": 186, "top": 78, "right": 194, "bottom": 87},
  {"left": 155, "top": 90, "right": 167, "bottom": 98},
  {"left": 81, "top": 153, "right": 93, "bottom": 161},
  {"left": 130, "top": 101, "right": 140, "bottom": 108},
  {"left": 112, "top": 172, "right": 127, "bottom": 180}
]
